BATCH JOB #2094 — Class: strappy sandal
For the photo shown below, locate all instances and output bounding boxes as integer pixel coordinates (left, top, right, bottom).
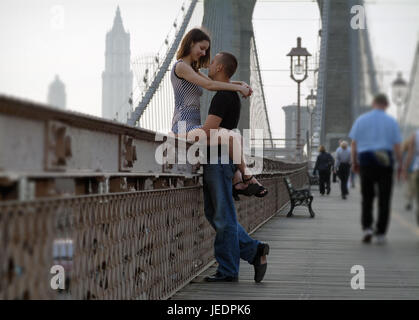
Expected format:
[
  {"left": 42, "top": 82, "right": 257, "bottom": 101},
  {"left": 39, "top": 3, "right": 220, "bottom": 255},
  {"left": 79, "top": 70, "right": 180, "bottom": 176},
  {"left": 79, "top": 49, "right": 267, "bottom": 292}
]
[
  {"left": 254, "top": 185, "right": 268, "bottom": 198},
  {"left": 232, "top": 181, "right": 260, "bottom": 201},
  {"left": 243, "top": 175, "right": 269, "bottom": 198}
]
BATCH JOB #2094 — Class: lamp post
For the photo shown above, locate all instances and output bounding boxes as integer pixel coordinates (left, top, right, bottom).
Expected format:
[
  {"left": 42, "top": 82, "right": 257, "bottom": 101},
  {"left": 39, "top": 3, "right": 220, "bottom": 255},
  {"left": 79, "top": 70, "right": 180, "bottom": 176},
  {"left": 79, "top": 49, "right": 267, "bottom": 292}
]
[
  {"left": 391, "top": 72, "right": 408, "bottom": 124},
  {"left": 287, "top": 37, "right": 311, "bottom": 160},
  {"left": 306, "top": 89, "right": 317, "bottom": 162}
]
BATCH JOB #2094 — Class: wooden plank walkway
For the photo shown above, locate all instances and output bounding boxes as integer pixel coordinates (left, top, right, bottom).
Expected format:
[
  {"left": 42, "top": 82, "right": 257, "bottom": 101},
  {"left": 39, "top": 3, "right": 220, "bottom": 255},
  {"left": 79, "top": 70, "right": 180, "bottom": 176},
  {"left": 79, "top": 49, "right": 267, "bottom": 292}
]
[{"left": 171, "top": 181, "right": 419, "bottom": 300}]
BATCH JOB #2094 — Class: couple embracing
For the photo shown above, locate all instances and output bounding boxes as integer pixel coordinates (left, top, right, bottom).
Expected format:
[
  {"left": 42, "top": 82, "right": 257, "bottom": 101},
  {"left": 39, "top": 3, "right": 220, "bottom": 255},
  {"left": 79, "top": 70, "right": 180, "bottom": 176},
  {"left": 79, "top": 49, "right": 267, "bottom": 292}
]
[{"left": 170, "top": 28, "right": 270, "bottom": 283}]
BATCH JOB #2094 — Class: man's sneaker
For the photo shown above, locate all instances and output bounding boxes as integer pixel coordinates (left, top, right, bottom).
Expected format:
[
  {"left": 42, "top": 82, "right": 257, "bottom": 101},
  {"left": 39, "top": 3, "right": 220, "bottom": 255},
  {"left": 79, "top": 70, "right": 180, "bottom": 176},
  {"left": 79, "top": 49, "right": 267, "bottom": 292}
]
[
  {"left": 375, "top": 234, "right": 387, "bottom": 245},
  {"left": 362, "top": 229, "right": 373, "bottom": 243}
]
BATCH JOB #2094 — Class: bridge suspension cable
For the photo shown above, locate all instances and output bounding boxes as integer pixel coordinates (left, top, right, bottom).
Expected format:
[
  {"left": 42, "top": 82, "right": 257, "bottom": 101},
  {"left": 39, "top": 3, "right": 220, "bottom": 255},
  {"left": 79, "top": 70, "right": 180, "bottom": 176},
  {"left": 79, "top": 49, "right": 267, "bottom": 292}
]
[{"left": 249, "top": 35, "right": 274, "bottom": 148}]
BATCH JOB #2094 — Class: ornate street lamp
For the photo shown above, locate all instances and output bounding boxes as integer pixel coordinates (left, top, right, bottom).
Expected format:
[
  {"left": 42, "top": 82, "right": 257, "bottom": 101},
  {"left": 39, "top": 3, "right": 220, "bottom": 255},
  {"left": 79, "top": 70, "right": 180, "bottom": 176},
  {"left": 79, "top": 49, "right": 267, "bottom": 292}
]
[
  {"left": 391, "top": 72, "right": 408, "bottom": 123},
  {"left": 306, "top": 89, "right": 317, "bottom": 164},
  {"left": 287, "top": 37, "right": 311, "bottom": 160},
  {"left": 306, "top": 89, "right": 317, "bottom": 141}
]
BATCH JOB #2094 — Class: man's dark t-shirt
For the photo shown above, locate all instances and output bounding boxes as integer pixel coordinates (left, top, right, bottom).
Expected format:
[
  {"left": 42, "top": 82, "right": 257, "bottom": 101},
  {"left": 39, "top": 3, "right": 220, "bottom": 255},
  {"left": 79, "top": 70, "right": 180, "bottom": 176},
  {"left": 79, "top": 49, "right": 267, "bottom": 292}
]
[
  {"left": 209, "top": 91, "right": 241, "bottom": 129},
  {"left": 206, "top": 90, "right": 241, "bottom": 161}
]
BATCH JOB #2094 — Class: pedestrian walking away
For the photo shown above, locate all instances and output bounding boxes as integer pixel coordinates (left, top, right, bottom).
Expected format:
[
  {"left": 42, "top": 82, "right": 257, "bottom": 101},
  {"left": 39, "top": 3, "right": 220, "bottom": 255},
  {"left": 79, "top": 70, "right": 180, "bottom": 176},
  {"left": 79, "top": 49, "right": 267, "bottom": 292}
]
[
  {"left": 313, "top": 145, "right": 335, "bottom": 196},
  {"left": 401, "top": 140, "right": 416, "bottom": 211},
  {"left": 349, "top": 94, "right": 402, "bottom": 245},
  {"left": 333, "top": 139, "right": 343, "bottom": 184},
  {"left": 335, "top": 140, "right": 351, "bottom": 199},
  {"left": 402, "top": 128, "right": 419, "bottom": 226}
]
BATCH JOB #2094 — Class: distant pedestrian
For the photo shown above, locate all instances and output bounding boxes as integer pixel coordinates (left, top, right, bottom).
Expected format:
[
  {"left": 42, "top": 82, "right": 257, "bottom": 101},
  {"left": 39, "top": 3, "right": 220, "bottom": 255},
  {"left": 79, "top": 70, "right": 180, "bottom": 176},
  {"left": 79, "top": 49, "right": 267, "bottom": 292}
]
[
  {"left": 313, "top": 145, "right": 335, "bottom": 196},
  {"left": 333, "top": 139, "right": 343, "bottom": 183},
  {"left": 335, "top": 140, "right": 351, "bottom": 199},
  {"left": 349, "top": 168, "right": 356, "bottom": 188},
  {"left": 402, "top": 140, "right": 415, "bottom": 211},
  {"left": 402, "top": 129, "right": 419, "bottom": 226},
  {"left": 349, "top": 94, "right": 402, "bottom": 244}
]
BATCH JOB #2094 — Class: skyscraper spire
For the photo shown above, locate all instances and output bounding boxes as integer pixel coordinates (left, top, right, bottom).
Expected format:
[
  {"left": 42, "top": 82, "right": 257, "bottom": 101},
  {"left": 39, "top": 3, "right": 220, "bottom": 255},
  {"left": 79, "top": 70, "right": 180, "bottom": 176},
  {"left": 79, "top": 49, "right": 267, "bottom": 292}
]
[
  {"left": 112, "top": 5, "right": 125, "bottom": 32},
  {"left": 102, "top": 6, "right": 133, "bottom": 123}
]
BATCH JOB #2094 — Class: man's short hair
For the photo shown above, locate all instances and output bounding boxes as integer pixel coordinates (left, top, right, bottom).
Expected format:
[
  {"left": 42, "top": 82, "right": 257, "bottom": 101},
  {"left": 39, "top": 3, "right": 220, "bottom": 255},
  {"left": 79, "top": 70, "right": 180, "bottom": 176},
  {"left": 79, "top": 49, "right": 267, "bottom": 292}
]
[
  {"left": 218, "top": 52, "right": 238, "bottom": 78},
  {"left": 373, "top": 93, "right": 389, "bottom": 107}
]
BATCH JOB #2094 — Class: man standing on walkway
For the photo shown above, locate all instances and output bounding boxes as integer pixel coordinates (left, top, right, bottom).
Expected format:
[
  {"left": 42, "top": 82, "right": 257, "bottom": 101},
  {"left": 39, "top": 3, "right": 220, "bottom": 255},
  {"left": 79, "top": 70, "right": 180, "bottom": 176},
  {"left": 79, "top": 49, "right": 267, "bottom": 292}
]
[
  {"left": 335, "top": 140, "right": 351, "bottom": 199},
  {"left": 402, "top": 128, "right": 419, "bottom": 226},
  {"left": 349, "top": 94, "right": 402, "bottom": 244},
  {"left": 333, "top": 139, "right": 343, "bottom": 183},
  {"left": 313, "top": 145, "right": 334, "bottom": 195},
  {"left": 199, "top": 52, "right": 269, "bottom": 282}
]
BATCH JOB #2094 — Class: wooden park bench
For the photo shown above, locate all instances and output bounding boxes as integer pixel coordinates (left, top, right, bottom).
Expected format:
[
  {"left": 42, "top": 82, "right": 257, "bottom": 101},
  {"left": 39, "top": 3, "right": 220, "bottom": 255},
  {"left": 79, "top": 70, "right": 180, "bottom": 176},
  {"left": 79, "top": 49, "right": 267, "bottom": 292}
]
[{"left": 284, "top": 177, "right": 315, "bottom": 218}]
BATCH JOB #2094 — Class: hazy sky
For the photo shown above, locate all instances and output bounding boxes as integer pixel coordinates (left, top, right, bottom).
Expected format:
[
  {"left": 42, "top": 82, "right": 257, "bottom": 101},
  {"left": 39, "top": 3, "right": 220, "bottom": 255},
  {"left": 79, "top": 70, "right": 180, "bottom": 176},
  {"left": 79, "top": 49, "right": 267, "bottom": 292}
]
[{"left": 0, "top": 0, "right": 418, "bottom": 138}]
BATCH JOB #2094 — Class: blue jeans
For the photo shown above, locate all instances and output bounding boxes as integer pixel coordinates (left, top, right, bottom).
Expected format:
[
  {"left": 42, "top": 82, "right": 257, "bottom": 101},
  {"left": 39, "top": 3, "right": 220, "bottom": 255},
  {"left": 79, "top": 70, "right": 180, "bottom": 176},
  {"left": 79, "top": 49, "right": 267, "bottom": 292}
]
[{"left": 203, "top": 158, "right": 259, "bottom": 277}]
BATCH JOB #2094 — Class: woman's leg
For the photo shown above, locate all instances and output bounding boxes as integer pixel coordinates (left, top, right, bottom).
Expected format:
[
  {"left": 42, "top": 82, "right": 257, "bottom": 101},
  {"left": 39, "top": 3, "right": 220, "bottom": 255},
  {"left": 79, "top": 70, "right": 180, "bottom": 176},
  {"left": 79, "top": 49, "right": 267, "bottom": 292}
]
[
  {"left": 179, "top": 127, "right": 266, "bottom": 194},
  {"left": 210, "top": 128, "right": 267, "bottom": 195},
  {"left": 232, "top": 169, "right": 247, "bottom": 191},
  {"left": 192, "top": 127, "right": 262, "bottom": 184},
  {"left": 178, "top": 127, "right": 245, "bottom": 171}
]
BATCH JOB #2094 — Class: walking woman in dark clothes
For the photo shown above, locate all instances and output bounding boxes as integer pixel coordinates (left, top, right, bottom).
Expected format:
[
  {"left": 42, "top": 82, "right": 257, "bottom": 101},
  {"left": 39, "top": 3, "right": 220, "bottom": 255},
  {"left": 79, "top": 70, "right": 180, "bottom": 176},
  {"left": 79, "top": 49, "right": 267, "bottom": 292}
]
[{"left": 313, "top": 145, "right": 335, "bottom": 195}]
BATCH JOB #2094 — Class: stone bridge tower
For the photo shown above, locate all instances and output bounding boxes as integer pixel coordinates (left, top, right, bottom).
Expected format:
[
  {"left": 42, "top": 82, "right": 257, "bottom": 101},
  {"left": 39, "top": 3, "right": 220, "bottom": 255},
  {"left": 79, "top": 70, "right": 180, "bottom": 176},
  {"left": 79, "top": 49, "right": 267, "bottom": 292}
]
[{"left": 201, "top": 0, "right": 256, "bottom": 132}]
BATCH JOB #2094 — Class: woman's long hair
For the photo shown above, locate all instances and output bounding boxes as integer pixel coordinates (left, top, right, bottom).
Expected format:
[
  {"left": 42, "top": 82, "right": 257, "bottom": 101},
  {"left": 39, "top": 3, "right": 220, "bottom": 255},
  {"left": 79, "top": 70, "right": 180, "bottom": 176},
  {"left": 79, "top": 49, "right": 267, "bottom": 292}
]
[{"left": 176, "top": 28, "right": 211, "bottom": 72}]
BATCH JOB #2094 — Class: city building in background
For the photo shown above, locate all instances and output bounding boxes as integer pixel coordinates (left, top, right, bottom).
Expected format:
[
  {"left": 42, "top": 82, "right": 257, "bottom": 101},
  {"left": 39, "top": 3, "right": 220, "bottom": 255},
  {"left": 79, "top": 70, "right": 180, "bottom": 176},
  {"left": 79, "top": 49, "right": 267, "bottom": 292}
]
[
  {"left": 102, "top": 6, "right": 133, "bottom": 123},
  {"left": 47, "top": 75, "right": 66, "bottom": 110},
  {"left": 282, "top": 104, "right": 310, "bottom": 149}
]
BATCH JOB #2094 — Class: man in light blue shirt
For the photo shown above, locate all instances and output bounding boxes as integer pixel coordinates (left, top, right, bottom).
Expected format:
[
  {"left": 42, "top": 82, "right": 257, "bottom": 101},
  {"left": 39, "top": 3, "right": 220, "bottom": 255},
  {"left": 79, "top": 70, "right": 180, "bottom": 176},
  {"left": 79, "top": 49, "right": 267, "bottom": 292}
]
[
  {"left": 349, "top": 94, "right": 402, "bottom": 245},
  {"left": 349, "top": 110, "right": 401, "bottom": 156}
]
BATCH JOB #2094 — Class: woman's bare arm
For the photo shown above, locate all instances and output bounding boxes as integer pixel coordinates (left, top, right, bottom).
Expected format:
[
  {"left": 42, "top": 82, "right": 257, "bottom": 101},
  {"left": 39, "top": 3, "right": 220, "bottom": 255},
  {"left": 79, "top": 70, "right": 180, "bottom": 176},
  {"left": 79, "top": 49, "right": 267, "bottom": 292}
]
[
  {"left": 197, "top": 71, "right": 253, "bottom": 96},
  {"left": 198, "top": 71, "right": 248, "bottom": 87},
  {"left": 197, "top": 71, "right": 211, "bottom": 81},
  {"left": 176, "top": 62, "right": 250, "bottom": 96}
]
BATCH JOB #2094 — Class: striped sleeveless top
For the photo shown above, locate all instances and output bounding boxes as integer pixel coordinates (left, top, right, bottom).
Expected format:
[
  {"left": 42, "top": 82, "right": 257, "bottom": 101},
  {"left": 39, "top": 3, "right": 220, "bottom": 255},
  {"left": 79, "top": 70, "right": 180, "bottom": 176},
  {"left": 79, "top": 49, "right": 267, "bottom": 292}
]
[{"left": 171, "top": 60, "right": 203, "bottom": 133}]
